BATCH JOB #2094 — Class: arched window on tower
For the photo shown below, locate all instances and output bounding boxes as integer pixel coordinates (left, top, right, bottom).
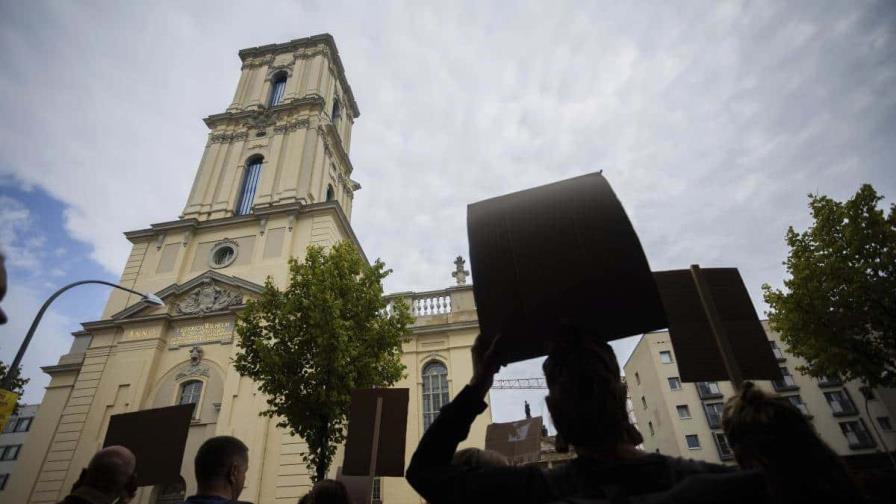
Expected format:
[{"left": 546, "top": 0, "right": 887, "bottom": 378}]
[
  {"left": 326, "top": 184, "right": 336, "bottom": 202},
  {"left": 269, "top": 73, "right": 287, "bottom": 107},
  {"left": 236, "top": 156, "right": 263, "bottom": 215},
  {"left": 178, "top": 380, "right": 203, "bottom": 418},
  {"left": 422, "top": 361, "right": 449, "bottom": 430},
  {"left": 332, "top": 97, "right": 342, "bottom": 128}
]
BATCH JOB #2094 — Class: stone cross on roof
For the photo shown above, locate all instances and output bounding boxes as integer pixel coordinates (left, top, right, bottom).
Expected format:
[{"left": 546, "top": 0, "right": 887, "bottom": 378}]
[{"left": 452, "top": 256, "right": 470, "bottom": 286}]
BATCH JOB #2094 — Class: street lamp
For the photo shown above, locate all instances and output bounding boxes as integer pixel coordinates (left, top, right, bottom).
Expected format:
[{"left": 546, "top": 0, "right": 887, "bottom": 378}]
[{"left": 1, "top": 280, "right": 164, "bottom": 390}]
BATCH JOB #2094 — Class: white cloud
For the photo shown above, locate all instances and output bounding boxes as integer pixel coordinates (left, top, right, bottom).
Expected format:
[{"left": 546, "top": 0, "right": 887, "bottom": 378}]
[{"left": 1, "top": 1, "right": 895, "bottom": 412}]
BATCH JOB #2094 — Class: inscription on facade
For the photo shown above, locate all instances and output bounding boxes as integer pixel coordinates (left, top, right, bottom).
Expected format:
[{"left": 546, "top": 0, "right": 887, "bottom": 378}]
[
  {"left": 123, "top": 326, "right": 161, "bottom": 341},
  {"left": 170, "top": 321, "right": 233, "bottom": 347}
]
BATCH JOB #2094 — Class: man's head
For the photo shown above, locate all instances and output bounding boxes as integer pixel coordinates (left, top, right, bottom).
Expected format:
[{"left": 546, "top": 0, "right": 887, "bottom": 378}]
[
  {"left": 78, "top": 445, "right": 138, "bottom": 502},
  {"left": 194, "top": 435, "right": 249, "bottom": 500},
  {"left": 543, "top": 325, "right": 643, "bottom": 453}
]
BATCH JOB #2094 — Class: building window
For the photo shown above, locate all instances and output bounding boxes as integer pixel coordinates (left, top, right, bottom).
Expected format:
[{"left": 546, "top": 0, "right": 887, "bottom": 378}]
[
  {"left": 648, "top": 421, "right": 654, "bottom": 436},
  {"left": 697, "top": 381, "right": 722, "bottom": 399},
  {"left": 784, "top": 395, "right": 809, "bottom": 416},
  {"left": 634, "top": 372, "right": 640, "bottom": 386},
  {"left": 326, "top": 184, "right": 336, "bottom": 202},
  {"left": 641, "top": 396, "right": 647, "bottom": 410},
  {"left": 703, "top": 402, "right": 724, "bottom": 429},
  {"left": 772, "top": 366, "right": 798, "bottom": 391},
  {"left": 13, "top": 417, "right": 32, "bottom": 433},
  {"left": 676, "top": 404, "right": 691, "bottom": 419},
  {"left": 713, "top": 432, "right": 734, "bottom": 460},
  {"left": 668, "top": 377, "right": 682, "bottom": 391},
  {"left": 154, "top": 477, "right": 186, "bottom": 504},
  {"left": 659, "top": 351, "right": 673, "bottom": 364},
  {"left": 371, "top": 477, "right": 381, "bottom": 502},
  {"left": 422, "top": 361, "right": 449, "bottom": 430},
  {"left": 840, "top": 420, "right": 875, "bottom": 449},
  {"left": 0, "top": 473, "right": 8, "bottom": 491},
  {"left": 824, "top": 390, "right": 857, "bottom": 416},
  {"left": 0, "top": 445, "right": 21, "bottom": 461},
  {"left": 769, "top": 340, "right": 784, "bottom": 360},
  {"left": 685, "top": 434, "right": 701, "bottom": 449},
  {"left": 268, "top": 73, "right": 287, "bottom": 107},
  {"left": 209, "top": 240, "right": 238, "bottom": 269},
  {"left": 178, "top": 380, "right": 203, "bottom": 418},
  {"left": 236, "top": 157, "right": 263, "bottom": 216},
  {"left": 332, "top": 97, "right": 342, "bottom": 128},
  {"left": 878, "top": 417, "right": 893, "bottom": 432}
]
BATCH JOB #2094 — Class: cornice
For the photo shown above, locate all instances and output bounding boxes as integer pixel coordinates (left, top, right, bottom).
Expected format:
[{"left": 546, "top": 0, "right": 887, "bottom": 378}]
[
  {"left": 124, "top": 202, "right": 365, "bottom": 261},
  {"left": 203, "top": 95, "right": 326, "bottom": 129},
  {"left": 41, "top": 362, "right": 83, "bottom": 375},
  {"left": 237, "top": 33, "right": 360, "bottom": 118},
  {"left": 408, "top": 320, "right": 481, "bottom": 335}
]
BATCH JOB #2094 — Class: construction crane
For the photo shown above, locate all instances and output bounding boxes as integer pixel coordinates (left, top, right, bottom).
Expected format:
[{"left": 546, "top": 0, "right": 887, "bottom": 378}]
[
  {"left": 492, "top": 376, "right": 627, "bottom": 390},
  {"left": 491, "top": 378, "right": 546, "bottom": 389}
]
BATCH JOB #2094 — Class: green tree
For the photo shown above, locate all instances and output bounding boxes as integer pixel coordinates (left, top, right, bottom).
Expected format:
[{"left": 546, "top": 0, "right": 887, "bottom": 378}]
[
  {"left": 763, "top": 184, "right": 896, "bottom": 387},
  {"left": 233, "top": 241, "right": 412, "bottom": 482},
  {"left": 1, "top": 360, "right": 30, "bottom": 414}
]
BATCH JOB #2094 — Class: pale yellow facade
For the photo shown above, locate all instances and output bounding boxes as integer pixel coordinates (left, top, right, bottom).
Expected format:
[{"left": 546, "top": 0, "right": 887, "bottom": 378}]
[
  {"left": 7, "top": 34, "right": 491, "bottom": 504},
  {"left": 624, "top": 322, "right": 896, "bottom": 464}
]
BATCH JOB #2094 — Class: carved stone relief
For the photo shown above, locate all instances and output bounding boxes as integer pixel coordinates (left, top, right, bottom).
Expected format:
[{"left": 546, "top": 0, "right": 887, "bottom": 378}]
[{"left": 174, "top": 278, "right": 243, "bottom": 315}]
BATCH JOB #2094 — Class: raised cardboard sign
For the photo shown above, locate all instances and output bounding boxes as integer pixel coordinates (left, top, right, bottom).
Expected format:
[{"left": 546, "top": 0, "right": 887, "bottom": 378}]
[
  {"left": 467, "top": 172, "right": 666, "bottom": 364},
  {"left": 654, "top": 268, "right": 781, "bottom": 382},
  {"left": 342, "top": 388, "right": 409, "bottom": 477},
  {"left": 485, "top": 416, "right": 543, "bottom": 465},
  {"left": 103, "top": 404, "right": 194, "bottom": 487}
]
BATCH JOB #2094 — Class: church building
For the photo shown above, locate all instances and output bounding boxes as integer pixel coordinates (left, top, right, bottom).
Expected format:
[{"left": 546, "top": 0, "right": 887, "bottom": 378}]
[{"left": 7, "top": 34, "right": 490, "bottom": 504}]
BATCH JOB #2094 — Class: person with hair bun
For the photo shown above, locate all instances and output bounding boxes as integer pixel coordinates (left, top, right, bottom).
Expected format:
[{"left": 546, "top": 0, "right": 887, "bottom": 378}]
[
  {"left": 406, "top": 326, "right": 733, "bottom": 504},
  {"left": 722, "top": 382, "right": 864, "bottom": 504}
]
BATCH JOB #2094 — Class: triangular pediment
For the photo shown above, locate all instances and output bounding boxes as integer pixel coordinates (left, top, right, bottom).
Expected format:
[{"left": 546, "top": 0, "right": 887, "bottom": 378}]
[{"left": 110, "top": 271, "right": 265, "bottom": 320}]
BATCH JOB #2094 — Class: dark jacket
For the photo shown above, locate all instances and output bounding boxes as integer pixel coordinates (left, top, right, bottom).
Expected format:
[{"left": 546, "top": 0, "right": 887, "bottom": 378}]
[{"left": 406, "top": 385, "right": 733, "bottom": 504}]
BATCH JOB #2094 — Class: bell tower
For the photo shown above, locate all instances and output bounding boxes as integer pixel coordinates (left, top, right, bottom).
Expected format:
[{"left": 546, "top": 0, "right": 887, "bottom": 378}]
[
  {"left": 181, "top": 33, "right": 361, "bottom": 221},
  {"left": 101, "top": 34, "right": 367, "bottom": 318}
]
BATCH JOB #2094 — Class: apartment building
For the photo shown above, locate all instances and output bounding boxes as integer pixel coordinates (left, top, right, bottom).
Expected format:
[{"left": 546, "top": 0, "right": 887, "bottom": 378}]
[
  {"left": 624, "top": 322, "right": 896, "bottom": 464},
  {"left": 0, "top": 404, "right": 39, "bottom": 493}
]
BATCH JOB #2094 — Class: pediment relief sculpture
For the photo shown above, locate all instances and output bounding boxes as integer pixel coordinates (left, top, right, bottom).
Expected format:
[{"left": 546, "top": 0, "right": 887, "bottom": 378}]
[{"left": 174, "top": 278, "right": 243, "bottom": 315}]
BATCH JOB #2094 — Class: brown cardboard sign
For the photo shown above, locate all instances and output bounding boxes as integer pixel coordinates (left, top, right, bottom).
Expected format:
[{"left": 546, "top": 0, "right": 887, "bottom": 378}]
[
  {"left": 102, "top": 404, "right": 194, "bottom": 487},
  {"left": 342, "top": 388, "right": 409, "bottom": 477},
  {"left": 654, "top": 268, "right": 781, "bottom": 382},
  {"left": 467, "top": 172, "right": 666, "bottom": 364},
  {"left": 485, "top": 416, "right": 543, "bottom": 465}
]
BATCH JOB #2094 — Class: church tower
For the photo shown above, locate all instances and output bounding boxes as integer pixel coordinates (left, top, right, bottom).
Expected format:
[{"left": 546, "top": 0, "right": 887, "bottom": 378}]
[
  {"left": 101, "top": 33, "right": 365, "bottom": 318},
  {"left": 8, "top": 35, "right": 491, "bottom": 504}
]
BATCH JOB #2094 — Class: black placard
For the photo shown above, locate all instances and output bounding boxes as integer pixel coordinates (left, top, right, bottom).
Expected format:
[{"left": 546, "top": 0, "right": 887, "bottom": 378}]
[
  {"left": 467, "top": 172, "right": 666, "bottom": 364},
  {"left": 102, "top": 404, "right": 194, "bottom": 487},
  {"left": 342, "top": 388, "right": 409, "bottom": 477},
  {"left": 654, "top": 268, "right": 781, "bottom": 382}
]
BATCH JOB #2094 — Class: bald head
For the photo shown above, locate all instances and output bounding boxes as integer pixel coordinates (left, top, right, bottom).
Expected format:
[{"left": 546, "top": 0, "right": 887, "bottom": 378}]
[{"left": 82, "top": 445, "right": 137, "bottom": 496}]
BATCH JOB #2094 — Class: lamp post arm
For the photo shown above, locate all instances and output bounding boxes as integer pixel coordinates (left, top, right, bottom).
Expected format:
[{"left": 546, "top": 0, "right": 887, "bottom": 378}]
[{"left": 3, "top": 280, "right": 152, "bottom": 389}]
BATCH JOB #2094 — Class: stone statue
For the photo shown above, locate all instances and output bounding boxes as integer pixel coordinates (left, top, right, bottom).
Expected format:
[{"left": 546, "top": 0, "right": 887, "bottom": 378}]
[
  {"left": 189, "top": 346, "right": 203, "bottom": 364},
  {"left": 451, "top": 256, "right": 470, "bottom": 286},
  {"left": 524, "top": 400, "right": 531, "bottom": 419},
  {"left": 175, "top": 278, "right": 243, "bottom": 315}
]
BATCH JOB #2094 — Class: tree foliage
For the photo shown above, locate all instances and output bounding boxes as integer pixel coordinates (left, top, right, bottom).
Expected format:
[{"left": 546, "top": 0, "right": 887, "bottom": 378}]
[
  {"left": 1, "top": 361, "right": 29, "bottom": 413},
  {"left": 762, "top": 184, "right": 896, "bottom": 387},
  {"left": 233, "top": 241, "right": 412, "bottom": 482}
]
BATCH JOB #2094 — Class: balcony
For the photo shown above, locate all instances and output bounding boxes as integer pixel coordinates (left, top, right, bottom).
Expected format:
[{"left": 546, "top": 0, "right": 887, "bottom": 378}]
[
  {"left": 704, "top": 407, "right": 723, "bottom": 429},
  {"left": 845, "top": 429, "right": 876, "bottom": 450},
  {"left": 828, "top": 398, "right": 858, "bottom": 417},
  {"left": 817, "top": 376, "right": 842, "bottom": 388},
  {"left": 697, "top": 382, "right": 723, "bottom": 400},
  {"left": 713, "top": 432, "right": 735, "bottom": 461},
  {"left": 772, "top": 375, "right": 799, "bottom": 392}
]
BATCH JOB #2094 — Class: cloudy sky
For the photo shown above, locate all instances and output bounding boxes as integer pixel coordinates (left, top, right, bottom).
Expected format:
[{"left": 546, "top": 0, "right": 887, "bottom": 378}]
[{"left": 1, "top": 1, "right": 894, "bottom": 426}]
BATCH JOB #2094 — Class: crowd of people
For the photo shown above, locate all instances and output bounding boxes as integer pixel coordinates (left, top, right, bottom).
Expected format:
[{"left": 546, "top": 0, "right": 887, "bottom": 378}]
[{"left": 56, "top": 324, "right": 867, "bottom": 504}]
